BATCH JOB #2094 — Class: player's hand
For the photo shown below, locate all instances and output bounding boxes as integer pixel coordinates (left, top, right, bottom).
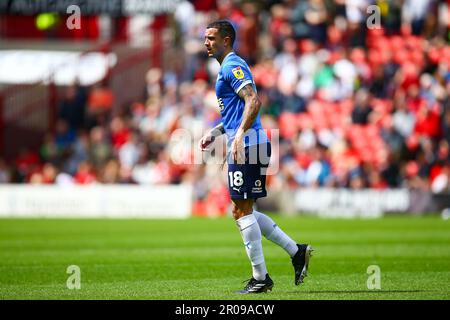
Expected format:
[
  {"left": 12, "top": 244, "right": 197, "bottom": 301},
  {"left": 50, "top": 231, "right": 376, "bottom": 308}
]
[
  {"left": 198, "top": 131, "right": 215, "bottom": 151},
  {"left": 231, "top": 132, "right": 245, "bottom": 164}
]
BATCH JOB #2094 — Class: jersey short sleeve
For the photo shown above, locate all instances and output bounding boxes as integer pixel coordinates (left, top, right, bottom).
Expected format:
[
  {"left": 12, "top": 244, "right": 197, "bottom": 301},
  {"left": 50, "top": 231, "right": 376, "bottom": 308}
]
[{"left": 222, "top": 62, "right": 253, "bottom": 94}]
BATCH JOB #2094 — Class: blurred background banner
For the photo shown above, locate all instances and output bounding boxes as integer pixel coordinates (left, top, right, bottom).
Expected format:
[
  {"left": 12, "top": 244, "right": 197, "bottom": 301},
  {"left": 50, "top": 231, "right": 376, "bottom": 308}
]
[
  {"left": 293, "top": 188, "right": 410, "bottom": 218},
  {"left": 0, "top": 0, "right": 449, "bottom": 218},
  {"left": 0, "top": 50, "right": 116, "bottom": 85},
  {"left": 1, "top": 0, "right": 182, "bottom": 16},
  {"left": 0, "top": 185, "right": 192, "bottom": 218}
]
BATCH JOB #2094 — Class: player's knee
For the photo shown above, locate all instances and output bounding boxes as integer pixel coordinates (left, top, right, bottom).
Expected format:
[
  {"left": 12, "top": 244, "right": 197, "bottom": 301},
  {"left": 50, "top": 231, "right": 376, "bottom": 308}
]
[
  {"left": 231, "top": 202, "right": 253, "bottom": 220},
  {"left": 232, "top": 205, "right": 242, "bottom": 220}
]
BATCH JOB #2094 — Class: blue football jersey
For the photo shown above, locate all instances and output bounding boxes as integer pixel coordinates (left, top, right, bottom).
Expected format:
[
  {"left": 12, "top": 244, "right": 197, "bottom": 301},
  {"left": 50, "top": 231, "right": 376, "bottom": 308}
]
[{"left": 215, "top": 52, "right": 268, "bottom": 147}]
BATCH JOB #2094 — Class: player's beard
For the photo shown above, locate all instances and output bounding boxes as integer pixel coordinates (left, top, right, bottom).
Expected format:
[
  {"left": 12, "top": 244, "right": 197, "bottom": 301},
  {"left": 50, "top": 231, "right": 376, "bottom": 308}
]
[{"left": 212, "top": 47, "right": 226, "bottom": 62}]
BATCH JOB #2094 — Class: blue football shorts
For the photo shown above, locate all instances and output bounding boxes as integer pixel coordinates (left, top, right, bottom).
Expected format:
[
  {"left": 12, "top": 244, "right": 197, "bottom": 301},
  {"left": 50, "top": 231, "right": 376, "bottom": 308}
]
[{"left": 227, "top": 142, "right": 271, "bottom": 200}]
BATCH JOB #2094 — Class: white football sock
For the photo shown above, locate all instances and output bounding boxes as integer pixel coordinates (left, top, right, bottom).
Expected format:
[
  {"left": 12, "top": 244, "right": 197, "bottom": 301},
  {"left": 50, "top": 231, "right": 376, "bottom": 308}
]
[
  {"left": 236, "top": 214, "right": 268, "bottom": 281},
  {"left": 253, "top": 210, "right": 298, "bottom": 257}
]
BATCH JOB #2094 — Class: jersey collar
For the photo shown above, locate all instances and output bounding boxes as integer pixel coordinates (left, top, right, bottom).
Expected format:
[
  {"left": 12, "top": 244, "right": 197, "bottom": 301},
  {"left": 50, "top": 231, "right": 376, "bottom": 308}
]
[{"left": 221, "top": 51, "right": 235, "bottom": 66}]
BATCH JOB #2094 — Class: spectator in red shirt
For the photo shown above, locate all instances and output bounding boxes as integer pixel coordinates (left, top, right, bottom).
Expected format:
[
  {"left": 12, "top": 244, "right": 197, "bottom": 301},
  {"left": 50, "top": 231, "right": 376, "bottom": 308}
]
[
  {"left": 414, "top": 104, "right": 442, "bottom": 139},
  {"left": 110, "top": 116, "right": 131, "bottom": 150},
  {"left": 74, "top": 161, "right": 97, "bottom": 184},
  {"left": 15, "top": 148, "right": 41, "bottom": 183}
]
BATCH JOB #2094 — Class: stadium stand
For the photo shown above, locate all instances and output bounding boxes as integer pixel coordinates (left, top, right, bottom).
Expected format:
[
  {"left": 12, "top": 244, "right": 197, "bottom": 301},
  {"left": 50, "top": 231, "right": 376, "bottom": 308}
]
[{"left": 0, "top": 0, "right": 449, "bottom": 216}]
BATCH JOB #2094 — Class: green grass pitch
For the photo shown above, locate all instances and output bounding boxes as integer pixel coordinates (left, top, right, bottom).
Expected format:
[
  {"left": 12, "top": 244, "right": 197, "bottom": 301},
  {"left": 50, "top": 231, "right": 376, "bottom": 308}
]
[{"left": 0, "top": 215, "right": 449, "bottom": 300}]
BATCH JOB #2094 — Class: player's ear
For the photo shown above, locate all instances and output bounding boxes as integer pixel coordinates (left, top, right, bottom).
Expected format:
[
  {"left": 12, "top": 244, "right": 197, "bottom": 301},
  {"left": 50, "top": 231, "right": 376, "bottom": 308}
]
[{"left": 224, "top": 36, "right": 231, "bottom": 48}]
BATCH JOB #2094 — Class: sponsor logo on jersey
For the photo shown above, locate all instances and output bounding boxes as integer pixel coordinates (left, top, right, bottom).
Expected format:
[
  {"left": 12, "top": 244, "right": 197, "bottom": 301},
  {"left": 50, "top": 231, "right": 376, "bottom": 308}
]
[{"left": 232, "top": 66, "right": 244, "bottom": 79}]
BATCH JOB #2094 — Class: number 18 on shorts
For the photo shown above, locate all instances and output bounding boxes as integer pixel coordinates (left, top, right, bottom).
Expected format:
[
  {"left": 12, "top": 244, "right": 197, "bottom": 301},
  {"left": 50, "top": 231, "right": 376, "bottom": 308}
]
[{"left": 227, "top": 143, "right": 270, "bottom": 200}]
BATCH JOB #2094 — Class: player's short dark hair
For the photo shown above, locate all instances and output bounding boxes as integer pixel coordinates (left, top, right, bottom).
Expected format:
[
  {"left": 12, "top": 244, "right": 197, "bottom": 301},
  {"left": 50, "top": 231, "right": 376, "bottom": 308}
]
[{"left": 207, "top": 20, "right": 236, "bottom": 47}]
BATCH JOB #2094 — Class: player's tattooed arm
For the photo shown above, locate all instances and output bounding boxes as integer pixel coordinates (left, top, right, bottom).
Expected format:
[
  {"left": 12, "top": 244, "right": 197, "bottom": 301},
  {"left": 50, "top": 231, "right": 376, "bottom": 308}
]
[
  {"left": 231, "top": 84, "right": 261, "bottom": 162},
  {"left": 237, "top": 84, "right": 262, "bottom": 135}
]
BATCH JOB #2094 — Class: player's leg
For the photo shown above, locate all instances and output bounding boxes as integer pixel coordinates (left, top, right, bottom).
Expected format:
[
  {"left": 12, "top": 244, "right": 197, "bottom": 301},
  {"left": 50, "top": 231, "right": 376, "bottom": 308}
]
[
  {"left": 248, "top": 142, "right": 313, "bottom": 285},
  {"left": 232, "top": 199, "right": 267, "bottom": 281},
  {"left": 252, "top": 210, "right": 298, "bottom": 256},
  {"left": 253, "top": 210, "right": 313, "bottom": 285},
  {"left": 228, "top": 146, "right": 273, "bottom": 294},
  {"left": 232, "top": 199, "right": 273, "bottom": 293}
]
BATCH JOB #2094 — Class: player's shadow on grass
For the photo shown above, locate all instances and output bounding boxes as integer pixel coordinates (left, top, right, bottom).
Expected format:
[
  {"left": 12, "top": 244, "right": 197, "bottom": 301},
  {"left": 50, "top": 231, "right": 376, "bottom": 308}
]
[{"left": 298, "top": 290, "right": 438, "bottom": 294}]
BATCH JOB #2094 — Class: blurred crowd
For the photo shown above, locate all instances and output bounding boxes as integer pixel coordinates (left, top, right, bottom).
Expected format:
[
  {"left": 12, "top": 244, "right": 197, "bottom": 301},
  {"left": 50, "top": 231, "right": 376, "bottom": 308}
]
[{"left": 1, "top": 0, "right": 450, "bottom": 215}]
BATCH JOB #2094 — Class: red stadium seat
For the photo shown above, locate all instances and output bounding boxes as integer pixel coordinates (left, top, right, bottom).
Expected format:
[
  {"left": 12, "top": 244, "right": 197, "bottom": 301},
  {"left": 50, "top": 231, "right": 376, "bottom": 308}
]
[{"left": 279, "top": 112, "right": 299, "bottom": 139}]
